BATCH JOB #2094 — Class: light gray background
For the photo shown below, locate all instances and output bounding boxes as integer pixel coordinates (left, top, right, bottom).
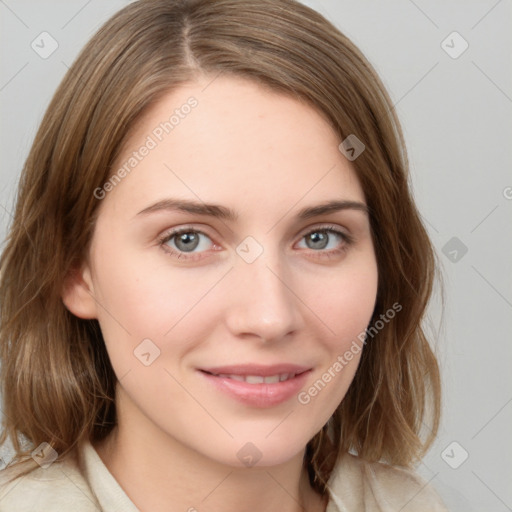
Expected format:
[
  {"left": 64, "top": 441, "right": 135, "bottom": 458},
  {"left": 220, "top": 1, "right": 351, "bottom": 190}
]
[{"left": 1, "top": 1, "right": 511, "bottom": 510}]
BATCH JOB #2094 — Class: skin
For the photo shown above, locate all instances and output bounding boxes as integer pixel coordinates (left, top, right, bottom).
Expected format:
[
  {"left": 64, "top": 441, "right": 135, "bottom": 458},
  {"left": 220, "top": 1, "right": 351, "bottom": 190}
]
[{"left": 63, "top": 74, "right": 378, "bottom": 512}]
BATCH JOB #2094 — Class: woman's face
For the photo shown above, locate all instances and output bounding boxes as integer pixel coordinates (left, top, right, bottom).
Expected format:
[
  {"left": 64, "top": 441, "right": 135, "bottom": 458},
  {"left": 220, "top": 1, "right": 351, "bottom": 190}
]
[{"left": 75, "top": 75, "right": 378, "bottom": 467}]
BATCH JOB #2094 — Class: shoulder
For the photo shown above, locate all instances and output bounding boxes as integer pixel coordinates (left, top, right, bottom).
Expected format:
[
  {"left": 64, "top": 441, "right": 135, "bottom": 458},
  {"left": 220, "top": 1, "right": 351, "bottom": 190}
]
[
  {"left": 326, "top": 452, "right": 449, "bottom": 512},
  {"left": 0, "top": 455, "right": 100, "bottom": 512}
]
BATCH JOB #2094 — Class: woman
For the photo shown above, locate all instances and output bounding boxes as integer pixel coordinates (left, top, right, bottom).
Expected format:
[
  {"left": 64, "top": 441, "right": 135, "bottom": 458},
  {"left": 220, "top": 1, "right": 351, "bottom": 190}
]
[{"left": 0, "top": 0, "right": 447, "bottom": 510}]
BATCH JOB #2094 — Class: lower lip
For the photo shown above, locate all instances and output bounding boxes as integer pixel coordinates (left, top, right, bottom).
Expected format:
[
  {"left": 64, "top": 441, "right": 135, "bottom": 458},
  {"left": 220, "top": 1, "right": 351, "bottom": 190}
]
[{"left": 199, "top": 370, "right": 311, "bottom": 408}]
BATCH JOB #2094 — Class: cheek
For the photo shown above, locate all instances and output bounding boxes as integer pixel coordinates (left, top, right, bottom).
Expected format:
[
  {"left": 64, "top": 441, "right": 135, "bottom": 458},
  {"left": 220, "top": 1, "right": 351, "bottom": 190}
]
[
  {"left": 96, "top": 269, "right": 210, "bottom": 334},
  {"left": 90, "top": 247, "right": 229, "bottom": 370},
  {"left": 296, "top": 256, "right": 378, "bottom": 410},
  {"left": 86, "top": 232, "right": 379, "bottom": 465},
  {"left": 310, "top": 256, "right": 378, "bottom": 347},
  {"left": 92, "top": 237, "right": 378, "bottom": 366}
]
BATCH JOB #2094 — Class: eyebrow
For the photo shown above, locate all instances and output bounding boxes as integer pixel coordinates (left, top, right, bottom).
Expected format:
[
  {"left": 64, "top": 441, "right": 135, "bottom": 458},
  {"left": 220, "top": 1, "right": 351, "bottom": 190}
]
[{"left": 135, "top": 198, "right": 369, "bottom": 221}]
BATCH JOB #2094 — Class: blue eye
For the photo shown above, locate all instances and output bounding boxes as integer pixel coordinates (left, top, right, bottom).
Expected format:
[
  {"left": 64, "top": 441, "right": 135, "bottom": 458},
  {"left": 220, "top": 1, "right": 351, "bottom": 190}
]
[
  {"left": 158, "top": 224, "right": 353, "bottom": 261},
  {"left": 297, "top": 226, "right": 353, "bottom": 257},
  {"left": 159, "top": 228, "right": 213, "bottom": 258}
]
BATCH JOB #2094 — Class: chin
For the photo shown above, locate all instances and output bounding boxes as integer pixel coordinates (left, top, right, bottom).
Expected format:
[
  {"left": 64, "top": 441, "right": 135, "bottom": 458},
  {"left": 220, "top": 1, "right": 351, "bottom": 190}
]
[{"left": 193, "top": 427, "right": 313, "bottom": 470}]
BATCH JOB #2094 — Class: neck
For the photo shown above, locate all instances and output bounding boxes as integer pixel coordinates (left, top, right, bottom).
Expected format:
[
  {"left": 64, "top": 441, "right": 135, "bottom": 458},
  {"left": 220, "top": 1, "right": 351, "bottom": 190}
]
[{"left": 93, "top": 389, "right": 328, "bottom": 512}]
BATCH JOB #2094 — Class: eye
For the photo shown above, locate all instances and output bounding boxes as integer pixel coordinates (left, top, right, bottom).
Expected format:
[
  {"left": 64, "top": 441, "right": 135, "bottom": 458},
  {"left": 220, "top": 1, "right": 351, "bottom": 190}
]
[
  {"left": 158, "top": 227, "right": 217, "bottom": 260},
  {"left": 158, "top": 224, "right": 353, "bottom": 262},
  {"left": 296, "top": 225, "right": 353, "bottom": 258}
]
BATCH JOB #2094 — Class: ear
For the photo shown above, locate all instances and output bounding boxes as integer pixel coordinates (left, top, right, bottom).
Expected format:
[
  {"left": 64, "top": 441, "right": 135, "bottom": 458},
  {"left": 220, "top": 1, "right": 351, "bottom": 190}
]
[{"left": 61, "top": 263, "right": 98, "bottom": 319}]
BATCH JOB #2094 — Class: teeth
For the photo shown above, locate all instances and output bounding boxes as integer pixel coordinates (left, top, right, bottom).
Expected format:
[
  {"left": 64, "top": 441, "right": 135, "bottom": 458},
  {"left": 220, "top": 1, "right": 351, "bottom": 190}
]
[
  {"left": 245, "top": 375, "right": 264, "bottom": 384},
  {"left": 218, "top": 374, "right": 244, "bottom": 381},
  {"left": 217, "top": 373, "right": 295, "bottom": 383}
]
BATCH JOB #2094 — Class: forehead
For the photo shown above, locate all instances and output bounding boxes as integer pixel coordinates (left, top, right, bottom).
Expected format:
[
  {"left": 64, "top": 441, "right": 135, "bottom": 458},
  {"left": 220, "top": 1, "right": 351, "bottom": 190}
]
[{"left": 102, "top": 75, "right": 365, "bottom": 219}]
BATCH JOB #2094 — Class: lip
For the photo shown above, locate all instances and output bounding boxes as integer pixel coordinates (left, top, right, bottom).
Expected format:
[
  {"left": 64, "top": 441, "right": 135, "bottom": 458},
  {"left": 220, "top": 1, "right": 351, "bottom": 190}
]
[
  {"left": 198, "top": 364, "right": 312, "bottom": 408},
  {"left": 201, "top": 363, "right": 311, "bottom": 376}
]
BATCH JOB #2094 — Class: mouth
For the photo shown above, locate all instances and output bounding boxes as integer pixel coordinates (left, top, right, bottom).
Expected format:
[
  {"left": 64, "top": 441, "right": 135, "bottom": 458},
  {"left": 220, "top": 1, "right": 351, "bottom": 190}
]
[
  {"left": 200, "top": 370, "right": 304, "bottom": 384},
  {"left": 197, "top": 364, "right": 312, "bottom": 407}
]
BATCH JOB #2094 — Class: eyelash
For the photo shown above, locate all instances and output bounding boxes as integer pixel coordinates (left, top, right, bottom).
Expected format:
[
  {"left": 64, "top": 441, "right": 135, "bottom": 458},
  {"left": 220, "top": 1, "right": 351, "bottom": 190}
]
[{"left": 157, "top": 224, "right": 354, "bottom": 262}]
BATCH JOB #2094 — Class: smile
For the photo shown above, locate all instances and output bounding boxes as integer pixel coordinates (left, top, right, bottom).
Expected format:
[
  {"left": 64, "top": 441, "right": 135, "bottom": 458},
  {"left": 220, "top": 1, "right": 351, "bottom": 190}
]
[
  {"left": 205, "top": 372, "right": 300, "bottom": 383},
  {"left": 198, "top": 364, "right": 312, "bottom": 407}
]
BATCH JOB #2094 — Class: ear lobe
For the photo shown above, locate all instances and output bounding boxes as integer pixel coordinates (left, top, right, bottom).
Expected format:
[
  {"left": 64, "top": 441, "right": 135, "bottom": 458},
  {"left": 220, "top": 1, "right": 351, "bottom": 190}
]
[{"left": 61, "top": 264, "right": 98, "bottom": 319}]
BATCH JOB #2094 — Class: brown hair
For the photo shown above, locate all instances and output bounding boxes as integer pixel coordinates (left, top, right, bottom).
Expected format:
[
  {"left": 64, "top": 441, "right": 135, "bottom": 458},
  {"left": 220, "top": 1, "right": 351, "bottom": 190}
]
[{"left": 0, "top": 0, "right": 441, "bottom": 494}]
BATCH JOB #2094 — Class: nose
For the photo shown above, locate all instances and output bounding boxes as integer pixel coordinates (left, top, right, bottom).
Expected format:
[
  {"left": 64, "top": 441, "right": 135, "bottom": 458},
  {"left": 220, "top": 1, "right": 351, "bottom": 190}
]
[{"left": 224, "top": 250, "right": 304, "bottom": 343}]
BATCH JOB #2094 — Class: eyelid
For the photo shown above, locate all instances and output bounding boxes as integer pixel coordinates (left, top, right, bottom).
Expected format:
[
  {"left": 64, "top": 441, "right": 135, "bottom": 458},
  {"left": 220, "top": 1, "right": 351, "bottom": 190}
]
[
  {"left": 157, "top": 226, "right": 219, "bottom": 263},
  {"left": 299, "top": 223, "right": 350, "bottom": 238},
  {"left": 297, "top": 222, "right": 353, "bottom": 243},
  {"left": 158, "top": 222, "right": 353, "bottom": 260},
  {"left": 158, "top": 225, "right": 218, "bottom": 249}
]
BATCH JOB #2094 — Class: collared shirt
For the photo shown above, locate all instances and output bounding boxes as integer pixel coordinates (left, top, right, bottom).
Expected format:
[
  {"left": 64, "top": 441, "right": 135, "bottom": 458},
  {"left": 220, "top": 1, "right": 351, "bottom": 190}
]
[{"left": 0, "top": 440, "right": 448, "bottom": 511}]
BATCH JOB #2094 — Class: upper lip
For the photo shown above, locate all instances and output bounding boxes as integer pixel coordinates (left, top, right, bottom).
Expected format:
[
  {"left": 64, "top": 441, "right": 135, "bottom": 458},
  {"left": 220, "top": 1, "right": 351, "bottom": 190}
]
[{"left": 199, "top": 364, "right": 311, "bottom": 376}]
